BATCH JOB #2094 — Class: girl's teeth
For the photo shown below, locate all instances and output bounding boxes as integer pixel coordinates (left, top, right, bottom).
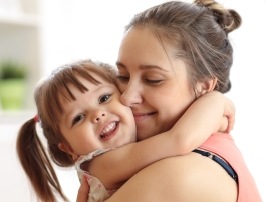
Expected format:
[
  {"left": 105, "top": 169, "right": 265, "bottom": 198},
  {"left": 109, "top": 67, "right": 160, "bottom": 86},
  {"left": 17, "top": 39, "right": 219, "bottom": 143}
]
[
  {"left": 100, "top": 122, "right": 116, "bottom": 138},
  {"left": 102, "top": 122, "right": 116, "bottom": 133}
]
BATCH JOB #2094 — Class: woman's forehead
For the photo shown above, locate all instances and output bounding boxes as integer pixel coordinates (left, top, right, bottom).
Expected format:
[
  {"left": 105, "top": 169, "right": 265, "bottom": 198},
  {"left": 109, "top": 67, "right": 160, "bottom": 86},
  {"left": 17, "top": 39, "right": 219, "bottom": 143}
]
[{"left": 119, "top": 29, "right": 173, "bottom": 65}]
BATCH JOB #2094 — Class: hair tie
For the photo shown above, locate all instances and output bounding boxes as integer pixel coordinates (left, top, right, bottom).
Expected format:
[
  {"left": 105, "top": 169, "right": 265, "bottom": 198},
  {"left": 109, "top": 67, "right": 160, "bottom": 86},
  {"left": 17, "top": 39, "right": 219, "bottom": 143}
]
[{"left": 34, "top": 115, "right": 39, "bottom": 123}]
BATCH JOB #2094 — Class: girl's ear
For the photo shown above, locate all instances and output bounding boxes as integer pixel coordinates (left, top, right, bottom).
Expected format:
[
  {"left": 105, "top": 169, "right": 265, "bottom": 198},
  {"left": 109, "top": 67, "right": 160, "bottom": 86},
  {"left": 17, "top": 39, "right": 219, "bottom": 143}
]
[
  {"left": 195, "top": 78, "right": 217, "bottom": 96},
  {"left": 58, "top": 143, "right": 78, "bottom": 161}
]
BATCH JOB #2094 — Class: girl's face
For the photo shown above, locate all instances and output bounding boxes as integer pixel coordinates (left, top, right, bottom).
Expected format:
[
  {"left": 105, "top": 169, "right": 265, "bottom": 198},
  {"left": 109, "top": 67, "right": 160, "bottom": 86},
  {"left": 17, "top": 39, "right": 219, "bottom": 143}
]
[
  {"left": 59, "top": 73, "right": 136, "bottom": 156},
  {"left": 116, "top": 27, "right": 196, "bottom": 141}
]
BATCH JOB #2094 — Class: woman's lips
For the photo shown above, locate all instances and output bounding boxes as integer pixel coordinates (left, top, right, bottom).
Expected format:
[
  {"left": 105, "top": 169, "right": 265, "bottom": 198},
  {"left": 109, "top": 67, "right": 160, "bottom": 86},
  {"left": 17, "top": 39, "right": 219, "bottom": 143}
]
[{"left": 133, "top": 112, "right": 156, "bottom": 122}]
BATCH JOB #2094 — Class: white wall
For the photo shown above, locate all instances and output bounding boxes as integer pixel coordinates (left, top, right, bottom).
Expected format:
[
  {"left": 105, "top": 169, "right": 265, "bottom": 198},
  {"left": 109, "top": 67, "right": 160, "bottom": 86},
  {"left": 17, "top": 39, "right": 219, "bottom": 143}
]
[
  {"left": 1, "top": 0, "right": 265, "bottom": 201},
  {"left": 39, "top": 0, "right": 169, "bottom": 75}
]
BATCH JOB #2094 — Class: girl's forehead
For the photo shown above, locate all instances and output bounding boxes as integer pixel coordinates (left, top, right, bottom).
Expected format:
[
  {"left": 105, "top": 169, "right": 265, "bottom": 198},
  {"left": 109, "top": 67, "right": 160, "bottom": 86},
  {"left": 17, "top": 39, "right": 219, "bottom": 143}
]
[{"left": 59, "top": 74, "right": 113, "bottom": 98}]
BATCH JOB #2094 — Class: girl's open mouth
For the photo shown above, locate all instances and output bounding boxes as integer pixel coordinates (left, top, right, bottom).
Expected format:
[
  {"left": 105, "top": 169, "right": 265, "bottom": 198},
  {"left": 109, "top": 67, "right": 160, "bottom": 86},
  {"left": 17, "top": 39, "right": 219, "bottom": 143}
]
[{"left": 99, "top": 122, "right": 118, "bottom": 140}]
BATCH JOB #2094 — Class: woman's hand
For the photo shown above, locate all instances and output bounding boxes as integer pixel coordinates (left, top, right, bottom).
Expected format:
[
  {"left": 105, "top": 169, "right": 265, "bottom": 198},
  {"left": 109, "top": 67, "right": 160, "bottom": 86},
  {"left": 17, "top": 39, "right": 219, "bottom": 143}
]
[{"left": 76, "top": 175, "right": 89, "bottom": 202}]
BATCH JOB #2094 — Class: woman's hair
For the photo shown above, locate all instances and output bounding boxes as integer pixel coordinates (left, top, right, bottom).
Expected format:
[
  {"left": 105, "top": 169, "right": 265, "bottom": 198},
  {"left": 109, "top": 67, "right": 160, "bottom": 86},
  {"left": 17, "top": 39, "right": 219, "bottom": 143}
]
[
  {"left": 16, "top": 59, "right": 116, "bottom": 202},
  {"left": 126, "top": 0, "right": 241, "bottom": 93}
]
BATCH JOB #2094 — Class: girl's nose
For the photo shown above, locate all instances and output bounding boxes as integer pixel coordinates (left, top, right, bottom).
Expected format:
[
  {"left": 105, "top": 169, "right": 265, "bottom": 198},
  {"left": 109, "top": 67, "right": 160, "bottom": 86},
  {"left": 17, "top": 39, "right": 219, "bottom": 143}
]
[{"left": 92, "top": 112, "right": 106, "bottom": 123}]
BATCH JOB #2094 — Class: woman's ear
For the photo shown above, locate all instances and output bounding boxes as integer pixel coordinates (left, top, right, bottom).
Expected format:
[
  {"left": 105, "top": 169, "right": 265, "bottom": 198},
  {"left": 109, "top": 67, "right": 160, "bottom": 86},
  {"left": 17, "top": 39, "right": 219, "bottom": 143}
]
[
  {"left": 196, "top": 78, "right": 217, "bottom": 96},
  {"left": 58, "top": 143, "right": 78, "bottom": 161}
]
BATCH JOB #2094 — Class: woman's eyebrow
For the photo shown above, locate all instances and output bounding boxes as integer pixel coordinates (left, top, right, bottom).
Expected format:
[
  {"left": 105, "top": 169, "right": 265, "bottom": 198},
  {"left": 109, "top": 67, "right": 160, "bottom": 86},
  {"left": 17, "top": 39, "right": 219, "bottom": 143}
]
[
  {"left": 139, "top": 65, "right": 168, "bottom": 72},
  {"left": 116, "top": 62, "right": 127, "bottom": 70},
  {"left": 116, "top": 62, "right": 167, "bottom": 72}
]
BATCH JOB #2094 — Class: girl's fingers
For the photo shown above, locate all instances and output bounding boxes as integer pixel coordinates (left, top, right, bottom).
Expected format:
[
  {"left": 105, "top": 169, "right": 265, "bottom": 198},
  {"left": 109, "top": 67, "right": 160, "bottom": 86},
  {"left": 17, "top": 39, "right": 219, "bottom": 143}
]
[{"left": 76, "top": 175, "right": 89, "bottom": 202}]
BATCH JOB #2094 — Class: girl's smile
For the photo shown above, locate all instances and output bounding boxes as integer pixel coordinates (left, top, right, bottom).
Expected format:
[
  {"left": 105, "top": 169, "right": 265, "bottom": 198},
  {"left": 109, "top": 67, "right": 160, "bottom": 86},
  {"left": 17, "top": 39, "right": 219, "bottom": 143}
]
[
  {"left": 59, "top": 73, "right": 136, "bottom": 156},
  {"left": 99, "top": 121, "right": 118, "bottom": 140}
]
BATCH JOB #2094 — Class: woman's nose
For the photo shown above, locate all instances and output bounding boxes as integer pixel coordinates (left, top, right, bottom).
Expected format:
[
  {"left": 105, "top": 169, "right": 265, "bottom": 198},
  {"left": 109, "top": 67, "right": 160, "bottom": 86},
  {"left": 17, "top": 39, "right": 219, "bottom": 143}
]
[
  {"left": 92, "top": 111, "right": 106, "bottom": 123},
  {"left": 120, "top": 82, "right": 143, "bottom": 107}
]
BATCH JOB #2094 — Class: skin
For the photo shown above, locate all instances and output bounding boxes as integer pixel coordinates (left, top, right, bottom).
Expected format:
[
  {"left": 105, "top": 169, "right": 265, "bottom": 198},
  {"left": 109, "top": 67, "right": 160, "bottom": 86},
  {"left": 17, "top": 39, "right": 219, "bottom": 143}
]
[
  {"left": 105, "top": 153, "right": 237, "bottom": 202},
  {"left": 58, "top": 74, "right": 136, "bottom": 158},
  {"left": 76, "top": 27, "right": 237, "bottom": 201},
  {"left": 110, "top": 27, "right": 237, "bottom": 201},
  {"left": 117, "top": 27, "right": 206, "bottom": 140}
]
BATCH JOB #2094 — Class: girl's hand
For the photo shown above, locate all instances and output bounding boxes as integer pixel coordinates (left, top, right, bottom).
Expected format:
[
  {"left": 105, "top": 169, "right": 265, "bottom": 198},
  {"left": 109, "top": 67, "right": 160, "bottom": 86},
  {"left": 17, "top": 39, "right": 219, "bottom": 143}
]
[
  {"left": 76, "top": 175, "right": 89, "bottom": 202},
  {"left": 222, "top": 95, "right": 235, "bottom": 133}
]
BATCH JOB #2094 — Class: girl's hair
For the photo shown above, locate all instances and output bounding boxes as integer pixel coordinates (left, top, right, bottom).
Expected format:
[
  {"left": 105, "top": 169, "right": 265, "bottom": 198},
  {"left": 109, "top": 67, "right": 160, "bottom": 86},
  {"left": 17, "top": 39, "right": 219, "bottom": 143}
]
[
  {"left": 16, "top": 59, "right": 116, "bottom": 202},
  {"left": 126, "top": 0, "right": 241, "bottom": 93}
]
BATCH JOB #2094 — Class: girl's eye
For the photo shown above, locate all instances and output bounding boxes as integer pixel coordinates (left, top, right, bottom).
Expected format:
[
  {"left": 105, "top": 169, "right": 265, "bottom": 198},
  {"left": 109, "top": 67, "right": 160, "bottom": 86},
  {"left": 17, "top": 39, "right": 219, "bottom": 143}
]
[
  {"left": 99, "top": 94, "right": 111, "bottom": 104},
  {"left": 72, "top": 114, "right": 85, "bottom": 126}
]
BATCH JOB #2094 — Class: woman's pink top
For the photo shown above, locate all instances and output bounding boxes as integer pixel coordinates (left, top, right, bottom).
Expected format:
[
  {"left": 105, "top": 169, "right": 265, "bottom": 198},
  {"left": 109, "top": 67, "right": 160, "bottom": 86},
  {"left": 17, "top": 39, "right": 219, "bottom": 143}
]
[{"left": 200, "top": 132, "right": 262, "bottom": 202}]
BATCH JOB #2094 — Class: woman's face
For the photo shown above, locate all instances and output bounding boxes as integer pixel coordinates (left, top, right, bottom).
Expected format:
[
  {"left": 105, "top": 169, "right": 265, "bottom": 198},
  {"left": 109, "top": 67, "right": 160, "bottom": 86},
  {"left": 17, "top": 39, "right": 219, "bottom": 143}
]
[{"left": 116, "top": 27, "right": 196, "bottom": 141}]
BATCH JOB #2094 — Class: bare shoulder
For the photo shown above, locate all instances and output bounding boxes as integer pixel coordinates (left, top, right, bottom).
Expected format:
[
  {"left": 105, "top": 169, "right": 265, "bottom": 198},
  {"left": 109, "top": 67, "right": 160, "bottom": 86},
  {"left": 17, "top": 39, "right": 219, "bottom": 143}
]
[{"left": 106, "top": 152, "right": 237, "bottom": 202}]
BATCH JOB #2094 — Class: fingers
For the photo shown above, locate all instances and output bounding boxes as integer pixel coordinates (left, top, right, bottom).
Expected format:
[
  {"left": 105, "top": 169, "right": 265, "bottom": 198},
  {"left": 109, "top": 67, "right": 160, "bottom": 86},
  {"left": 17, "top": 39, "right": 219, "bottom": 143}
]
[
  {"left": 223, "top": 96, "right": 235, "bottom": 133},
  {"left": 226, "top": 115, "right": 235, "bottom": 133},
  {"left": 76, "top": 175, "right": 89, "bottom": 202}
]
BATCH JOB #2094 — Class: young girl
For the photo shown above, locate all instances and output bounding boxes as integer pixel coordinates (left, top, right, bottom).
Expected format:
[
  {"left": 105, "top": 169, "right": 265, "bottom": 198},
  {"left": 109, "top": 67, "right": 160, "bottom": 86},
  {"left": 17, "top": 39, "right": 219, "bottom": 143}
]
[{"left": 16, "top": 59, "right": 234, "bottom": 202}]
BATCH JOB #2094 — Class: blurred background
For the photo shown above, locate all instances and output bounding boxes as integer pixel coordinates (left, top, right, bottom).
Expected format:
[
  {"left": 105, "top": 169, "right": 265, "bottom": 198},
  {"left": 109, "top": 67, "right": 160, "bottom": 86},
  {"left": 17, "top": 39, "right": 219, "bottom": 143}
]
[{"left": 0, "top": 0, "right": 265, "bottom": 201}]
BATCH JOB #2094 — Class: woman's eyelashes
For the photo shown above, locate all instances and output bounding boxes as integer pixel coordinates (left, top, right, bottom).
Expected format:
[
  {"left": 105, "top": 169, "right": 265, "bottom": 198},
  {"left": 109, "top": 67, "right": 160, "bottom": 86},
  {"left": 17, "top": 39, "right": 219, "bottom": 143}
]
[
  {"left": 117, "top": 74, "right": 163, "bottom": 85},
  {"left": 144, "top": 79, "right": 164, "bottom": 85},
  {"left": 116, "top": 75, "right": 129, "bottom": 83}
]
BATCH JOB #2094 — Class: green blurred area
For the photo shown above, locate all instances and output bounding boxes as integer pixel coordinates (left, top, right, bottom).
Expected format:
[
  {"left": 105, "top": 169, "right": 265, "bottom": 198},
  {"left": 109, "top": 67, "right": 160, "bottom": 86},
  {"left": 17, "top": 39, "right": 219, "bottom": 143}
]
[{"left": 0, "top": 79, "right": 26, "bottom": 110}]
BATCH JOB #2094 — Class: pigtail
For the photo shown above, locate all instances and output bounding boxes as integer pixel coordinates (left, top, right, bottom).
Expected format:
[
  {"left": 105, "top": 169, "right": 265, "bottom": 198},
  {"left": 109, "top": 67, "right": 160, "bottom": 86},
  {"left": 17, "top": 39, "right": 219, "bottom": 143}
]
[{"left": 16, "top": 118, "right": 68, "bottom": 202}]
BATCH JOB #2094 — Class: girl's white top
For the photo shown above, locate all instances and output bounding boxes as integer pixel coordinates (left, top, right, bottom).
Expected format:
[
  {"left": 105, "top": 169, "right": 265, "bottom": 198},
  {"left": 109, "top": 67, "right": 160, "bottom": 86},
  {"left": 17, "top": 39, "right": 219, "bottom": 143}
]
[{"left": 75, "top": 148, "right": 116, "bottom": 202}]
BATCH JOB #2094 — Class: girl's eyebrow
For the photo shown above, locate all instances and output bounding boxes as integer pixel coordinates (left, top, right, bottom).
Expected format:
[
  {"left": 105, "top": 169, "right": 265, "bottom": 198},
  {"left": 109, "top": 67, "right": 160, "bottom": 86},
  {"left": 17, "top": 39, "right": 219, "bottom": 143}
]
[
  {"left": 61, "top": 84, "right": 113, "bottom": 124},
  {"left": 116, "top": 62, "right": 168, "bottom": 72}
]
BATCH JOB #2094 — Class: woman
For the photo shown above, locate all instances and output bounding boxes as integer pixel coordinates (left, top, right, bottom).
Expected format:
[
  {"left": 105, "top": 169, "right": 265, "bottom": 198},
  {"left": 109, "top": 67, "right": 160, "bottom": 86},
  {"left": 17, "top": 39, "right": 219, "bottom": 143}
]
[{"left": 77, "top": 0, "right": 261, "bottom": 201}]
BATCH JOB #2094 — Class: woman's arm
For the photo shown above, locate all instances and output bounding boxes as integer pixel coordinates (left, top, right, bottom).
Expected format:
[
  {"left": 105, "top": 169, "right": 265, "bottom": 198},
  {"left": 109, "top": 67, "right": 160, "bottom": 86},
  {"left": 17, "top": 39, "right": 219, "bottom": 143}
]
[{"left": 88, "top": 91, "right": 235, "bottom": 189}]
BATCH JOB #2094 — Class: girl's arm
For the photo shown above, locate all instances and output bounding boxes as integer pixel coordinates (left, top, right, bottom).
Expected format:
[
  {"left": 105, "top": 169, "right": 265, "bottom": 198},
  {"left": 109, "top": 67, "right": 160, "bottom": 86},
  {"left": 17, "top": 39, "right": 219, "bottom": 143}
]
[
  {"left": 167, "top": 90, "right": 235, "bottom": 155},
  {"left": 88, "top": 91, "right": 235, "bottom": 189}
]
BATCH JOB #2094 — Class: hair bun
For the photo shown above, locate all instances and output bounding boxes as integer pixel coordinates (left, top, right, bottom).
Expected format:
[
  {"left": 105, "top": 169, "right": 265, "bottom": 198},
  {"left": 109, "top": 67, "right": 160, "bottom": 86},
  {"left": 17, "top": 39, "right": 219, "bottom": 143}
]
[{"left": 194, "top": 0, "right": 241, "bottom": 33}]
